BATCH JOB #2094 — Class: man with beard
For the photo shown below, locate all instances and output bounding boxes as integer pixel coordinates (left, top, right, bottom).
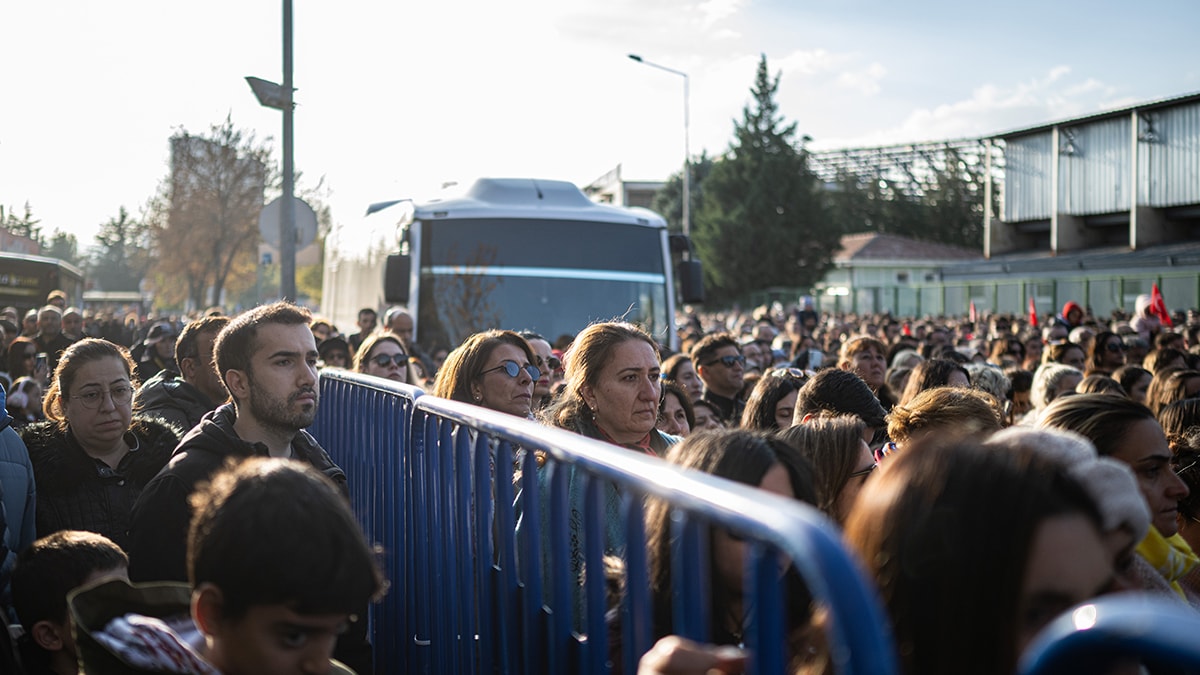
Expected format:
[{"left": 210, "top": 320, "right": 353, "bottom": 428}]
[{"left": 127, "top": 302, "right": 340, "bottom": 583}]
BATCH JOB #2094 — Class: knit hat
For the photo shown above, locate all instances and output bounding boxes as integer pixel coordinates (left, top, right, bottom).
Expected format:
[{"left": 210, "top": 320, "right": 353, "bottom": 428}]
[{"left": 984, "top": 427, "right": 1150, "bottom": 542}]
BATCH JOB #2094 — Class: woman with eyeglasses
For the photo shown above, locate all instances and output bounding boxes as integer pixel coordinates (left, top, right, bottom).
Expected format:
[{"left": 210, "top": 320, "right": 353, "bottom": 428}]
[
  {"left": 778, "top": 415, "right": 873, "bottom": 525},
  {"left": 739, "top": 367, "right": 808, "bottom": 432},
  {"left": 1040, "top": 394, "right": 1197, "bottom": 605},
  {"left": 18, "top": 339, "right": 179, "bottom": 549},
  {"left": 434, "top": 329, "right": 539, "bottom": 418},
  {"left": 1086, "top": 330, "right": 1127, "bottom": 376},
  {"left": 353, "top": 333, "right": 414, "bottom": 385}
]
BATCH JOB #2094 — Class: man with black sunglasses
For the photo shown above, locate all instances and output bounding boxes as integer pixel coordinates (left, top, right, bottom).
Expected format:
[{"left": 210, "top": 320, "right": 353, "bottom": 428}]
[{"left": 690, "top": 333, "right": 747, "bottom": 425}]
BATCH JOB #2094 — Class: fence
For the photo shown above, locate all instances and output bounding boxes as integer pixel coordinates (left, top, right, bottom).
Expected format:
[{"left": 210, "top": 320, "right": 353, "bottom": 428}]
[
  {"left": 310, "top": 369, "right": 1200, "bottom": 674},
  {"left": 1020, "top": 595, "right": 1200, "bottom": 674},
  {"left": 309, "top": 369, "right": 898, "bottom": 674}
]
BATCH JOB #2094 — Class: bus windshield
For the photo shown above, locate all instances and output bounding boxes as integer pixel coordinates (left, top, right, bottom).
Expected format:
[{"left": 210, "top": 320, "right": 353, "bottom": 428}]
[{"left": 416, "top": 217, "right": 669, "bottom": 348}]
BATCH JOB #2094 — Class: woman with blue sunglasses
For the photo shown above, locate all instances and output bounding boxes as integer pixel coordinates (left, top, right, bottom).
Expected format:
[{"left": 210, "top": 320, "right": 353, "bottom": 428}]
[{"left": 434, "top": 329, "right": 539, "bottom": 418}]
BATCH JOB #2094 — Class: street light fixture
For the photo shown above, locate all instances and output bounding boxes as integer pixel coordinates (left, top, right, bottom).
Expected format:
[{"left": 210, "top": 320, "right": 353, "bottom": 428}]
[
  {"left": 246, "top": 1, "right": 297, "bottom": 302},
  {"left": 628, "top": 53, "right": 691, "bottom": 241}
]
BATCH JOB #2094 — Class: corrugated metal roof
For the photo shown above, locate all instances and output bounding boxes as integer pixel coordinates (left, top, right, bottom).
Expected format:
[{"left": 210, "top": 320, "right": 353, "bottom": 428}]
[{"left": 991, "top": 91, "right": 1200, "bottom": 140}]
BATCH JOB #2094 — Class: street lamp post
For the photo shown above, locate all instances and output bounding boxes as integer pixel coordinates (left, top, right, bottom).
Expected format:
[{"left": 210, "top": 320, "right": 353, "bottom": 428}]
[
  {"left": 246, "top": 0, "right": 297, "bottom": 302},
  {"left": 628, "top": 54, "right": 690, "bottom": 241}
]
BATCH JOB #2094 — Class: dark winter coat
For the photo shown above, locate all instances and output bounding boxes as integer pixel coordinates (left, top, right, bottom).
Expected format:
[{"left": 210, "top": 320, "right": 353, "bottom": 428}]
[
  {"left": 127, "top": 403, "right": 345, "bottom": 584},
  {"left": 133, "top": 370, "right": 217, "bottom": 435},
  {"left": 19, "top": 416, "right": 180, "bottom": 550}
]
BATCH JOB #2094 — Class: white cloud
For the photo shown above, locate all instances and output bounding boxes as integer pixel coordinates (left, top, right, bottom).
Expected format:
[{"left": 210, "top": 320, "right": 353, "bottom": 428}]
[{"left": 836, "top": 62, "right": 887, "bottom": 96}]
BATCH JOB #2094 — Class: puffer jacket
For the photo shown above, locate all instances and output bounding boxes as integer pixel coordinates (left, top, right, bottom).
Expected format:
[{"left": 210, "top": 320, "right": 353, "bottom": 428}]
[
  {"left": 20, "top": 416, "right": 180, "bottom": 550},
  {"left": 134, "top": 370, "right": 217, "bottom": 435}
]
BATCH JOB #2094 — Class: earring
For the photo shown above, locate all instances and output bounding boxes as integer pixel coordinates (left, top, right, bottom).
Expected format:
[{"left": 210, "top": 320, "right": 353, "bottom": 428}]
[{"left": 475, "top": 394, "right": 482, "bottom": 402}]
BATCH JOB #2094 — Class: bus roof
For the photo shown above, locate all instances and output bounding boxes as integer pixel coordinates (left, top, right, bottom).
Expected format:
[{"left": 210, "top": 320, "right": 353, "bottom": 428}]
[{"left": 371, "top": 178, "right": 667, "bottom": 228}]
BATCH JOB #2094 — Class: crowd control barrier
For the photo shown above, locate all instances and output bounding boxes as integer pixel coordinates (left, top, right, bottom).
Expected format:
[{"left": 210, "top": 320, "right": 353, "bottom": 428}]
[
  {"left": 1019, "top": 595, "right": 1200, "bottom": 674},
  {"left": 311, "top": 370, "right": 898, "bottom": 674}
]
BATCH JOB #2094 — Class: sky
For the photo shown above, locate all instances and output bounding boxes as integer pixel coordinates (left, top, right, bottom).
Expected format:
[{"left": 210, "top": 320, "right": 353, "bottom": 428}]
[{"left": 2, "top": 0, "right": 1198, "bottom": 251}]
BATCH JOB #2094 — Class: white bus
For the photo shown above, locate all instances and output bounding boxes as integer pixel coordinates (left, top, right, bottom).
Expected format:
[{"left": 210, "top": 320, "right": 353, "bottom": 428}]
[{"left": 322, "top": 178, "right": 702, "bottom": 351}]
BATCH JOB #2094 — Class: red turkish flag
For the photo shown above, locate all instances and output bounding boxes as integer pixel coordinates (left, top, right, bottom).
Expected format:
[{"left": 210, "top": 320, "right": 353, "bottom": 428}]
[
  {"left": 1150, "top": 283, "right": 1173, "bottom": 327},
  {"left": 1028, "top": 296, "right": 1038, "bottom": 327},
  {"left": 969, "top": 301, "right": 977, "bottom": 324}
]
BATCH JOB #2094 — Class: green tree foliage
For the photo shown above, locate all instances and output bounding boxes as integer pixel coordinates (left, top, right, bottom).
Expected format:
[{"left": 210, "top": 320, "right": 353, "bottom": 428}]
[
  {"left": 148, "top": 116, "right": 270, "bottom": 310},
  {"left": 89, "top": 206, "right": 153, "bottom": 291},
  {"left": 44, "top": 230, "right": 79, "bottom": 266},
  {"left": 651, "top": 152, "right": 715, "bottom": 234},
  {"left": 824, "top": 147, "right": 990, "bottom": 249},
  {"left": 1, "top": 202, "right": 43, "bottom": 246},
  {"left": 691, "top": 55, "right": 837, "bottom": 304}
]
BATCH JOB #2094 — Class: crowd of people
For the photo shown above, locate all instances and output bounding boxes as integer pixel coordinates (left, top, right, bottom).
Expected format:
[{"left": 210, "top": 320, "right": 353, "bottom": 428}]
[{"left": 1, "top": 288, "right": 1200, "bottom": 673}]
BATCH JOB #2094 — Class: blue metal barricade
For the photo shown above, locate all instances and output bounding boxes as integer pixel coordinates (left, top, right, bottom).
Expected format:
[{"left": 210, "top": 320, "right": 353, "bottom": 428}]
[
  {"left": 1020, "top": 595, "right": 1200, "bottom": 674},
  {"left": 311, "top": 369, "right": 899, "bottom": 674},
  {"left": 310, "top": 370, "right": 423, "bottom": 672}
]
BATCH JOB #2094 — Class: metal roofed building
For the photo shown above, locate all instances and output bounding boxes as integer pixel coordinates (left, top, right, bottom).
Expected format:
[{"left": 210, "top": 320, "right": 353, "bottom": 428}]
[
  {"left": 986, "top": 91, "right": 1200, "bottom": 258},
  {"left": 817, "top": 232, "right": 981, "bottom": 315}
]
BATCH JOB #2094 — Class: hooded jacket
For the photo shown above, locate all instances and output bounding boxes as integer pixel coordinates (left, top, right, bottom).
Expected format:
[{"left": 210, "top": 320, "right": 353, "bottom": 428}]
[
  {"left": 0, "top": 388, "right": 36, "bottom": 596},
  {"left": 133, "top": 370, "right": 217, "bottom": 435},
  {"left": 19, "top": 416, "right": 180, "bottom": 550},
  {"left": 127, "top": 403, "right": 345, "bottom": 584}
]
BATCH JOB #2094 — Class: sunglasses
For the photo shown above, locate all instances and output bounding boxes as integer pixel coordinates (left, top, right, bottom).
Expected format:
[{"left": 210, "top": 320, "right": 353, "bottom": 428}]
[
  {"left": 535, "top": 355, "right": 561, "bottom": 373},
  {"left": 370, "top": 353, "right": 408, "bottom": 368},
  {"left": 768, "top": 365, "right": 816, "bottom": 381},
  {"left": 482, "top": 360, "right": 541, "bottom": 381},
  {"left": 705, "top": 354, "right": 746, "bottom": 368},
  {"left": 849, "top": 463, "right": 878, "bottom": 479},
  {"left": 1105, "top": 342, "right": 1126, "bottom": 353}
]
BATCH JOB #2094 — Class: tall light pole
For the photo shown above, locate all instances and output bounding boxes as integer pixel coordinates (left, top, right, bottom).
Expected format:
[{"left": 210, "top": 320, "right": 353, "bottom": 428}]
[
  {"left": 246, "top": 0, "right": 297, "bottom": 302},
  {"left": 628, "top": 54, "right": 690, "bottom": 241}
]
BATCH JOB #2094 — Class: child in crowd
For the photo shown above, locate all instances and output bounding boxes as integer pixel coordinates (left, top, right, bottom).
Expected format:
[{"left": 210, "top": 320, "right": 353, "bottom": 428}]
[{"left": 67, "top": 458, "right": 386, "bottom": 675}]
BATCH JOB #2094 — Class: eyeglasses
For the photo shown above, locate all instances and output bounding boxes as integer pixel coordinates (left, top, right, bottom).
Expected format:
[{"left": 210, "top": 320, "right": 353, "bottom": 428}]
[
  {"left": 705, "top": 354, "right": 746, "bottom": 368},
  {"left": 370, "top": 353, "right": 408, "bottom": 368},
  {"left": 481, "top": 360, "right": 541, "bottom": 381},
  {"left": 535, "top": 355, "right": 561, "bottom": 373},
  {"left": 769, "top": 367, "right": 812, "bottom": 381},
  {"left": 1105, "top": 342, "right": 1127, "bottom": 353},
  {"left": 1173, "top": 452, "right": 1200, "bottom": 475},
  {"left": 72, "top": 384, "right": 134, "bottom": 410},
  {"left": 849, "top": 463, "right": 878, "bottom": 479}
]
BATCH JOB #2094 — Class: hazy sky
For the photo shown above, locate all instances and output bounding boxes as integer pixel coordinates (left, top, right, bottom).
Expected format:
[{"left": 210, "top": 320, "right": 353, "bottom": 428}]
[{"left": 2, "top": 0, "right": 1197, "bottom": 250}]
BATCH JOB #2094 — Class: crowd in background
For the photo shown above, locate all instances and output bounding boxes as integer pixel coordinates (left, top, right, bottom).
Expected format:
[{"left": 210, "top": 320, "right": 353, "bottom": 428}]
[{"left": 2, "top": 287, "right": 1200, "bottom": 674}]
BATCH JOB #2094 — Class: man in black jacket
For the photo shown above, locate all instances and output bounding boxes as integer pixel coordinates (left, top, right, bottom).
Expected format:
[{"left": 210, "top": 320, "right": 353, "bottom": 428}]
[
  {"left": 127, "top": 301, "right": 372, "bottom": 672},
  {"left": 134, "top": 315, "right": 230, "bottom": 434},
  {"left": 128, "top": 302, "right": 334, "bottom": 581}
]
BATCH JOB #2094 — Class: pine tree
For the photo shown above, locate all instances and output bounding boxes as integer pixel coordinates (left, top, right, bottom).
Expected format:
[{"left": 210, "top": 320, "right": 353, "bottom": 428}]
[{"left": 691, "top": 55, "right": 839, "bottom": 304}]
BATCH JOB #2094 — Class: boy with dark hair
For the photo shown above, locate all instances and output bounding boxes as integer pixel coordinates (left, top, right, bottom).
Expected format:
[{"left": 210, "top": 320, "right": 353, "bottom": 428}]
[
  {"left": 189, "top": 458, "right": 385, "bottom": 674},
  {"left": 70, "top": 458, "right": 385, "bottom": 675},
  {"left": 11, "top": 530, "right": 129, "bottom": 675}
]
